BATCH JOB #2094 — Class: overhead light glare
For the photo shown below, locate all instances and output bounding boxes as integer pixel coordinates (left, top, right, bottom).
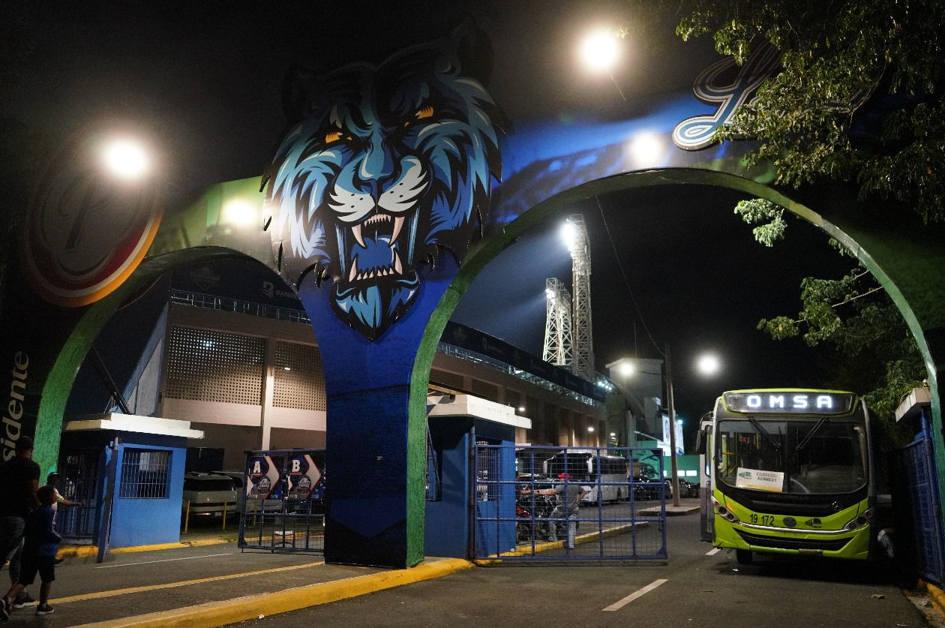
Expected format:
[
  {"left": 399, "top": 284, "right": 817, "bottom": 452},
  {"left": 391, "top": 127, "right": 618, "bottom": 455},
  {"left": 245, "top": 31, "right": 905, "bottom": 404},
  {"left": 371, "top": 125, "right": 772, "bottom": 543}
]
[
  {"left": 580, "top": 29, "right": 620, "bottom": 73},
  {"left": 103, "top": 138, "right": 149, "bottom": 180}
]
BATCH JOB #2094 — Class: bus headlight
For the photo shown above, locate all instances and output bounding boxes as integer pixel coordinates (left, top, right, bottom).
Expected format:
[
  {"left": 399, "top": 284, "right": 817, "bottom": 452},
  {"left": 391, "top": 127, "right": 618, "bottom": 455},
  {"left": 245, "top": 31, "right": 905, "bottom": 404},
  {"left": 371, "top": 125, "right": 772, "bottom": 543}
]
[
  {"left": 717, "top": 505, "right": 740, "bottom": 523},
  {"left": 843, "top": 507, "right": 874, "bottom": 531}
]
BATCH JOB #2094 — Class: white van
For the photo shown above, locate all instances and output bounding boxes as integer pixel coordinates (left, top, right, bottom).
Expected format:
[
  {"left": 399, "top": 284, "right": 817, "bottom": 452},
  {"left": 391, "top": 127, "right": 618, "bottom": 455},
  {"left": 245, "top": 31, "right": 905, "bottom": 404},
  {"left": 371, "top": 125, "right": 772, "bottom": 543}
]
[{"left": 182, "top": 472, "right": 238, "bottom": 517}]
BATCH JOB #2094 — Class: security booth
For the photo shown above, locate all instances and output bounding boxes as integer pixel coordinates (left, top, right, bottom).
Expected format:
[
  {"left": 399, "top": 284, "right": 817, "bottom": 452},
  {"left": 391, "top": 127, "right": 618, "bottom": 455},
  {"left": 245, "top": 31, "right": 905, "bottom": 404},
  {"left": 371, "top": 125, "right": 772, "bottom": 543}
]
[
  {"left": 57, "top": 414, "right": 202, "bottom": 549},
  {"left": 425, "top": 395, "right": 530, "bottom": 558},
  {"left": 892, "top": 387, "right": 945, "bottom": 586}
]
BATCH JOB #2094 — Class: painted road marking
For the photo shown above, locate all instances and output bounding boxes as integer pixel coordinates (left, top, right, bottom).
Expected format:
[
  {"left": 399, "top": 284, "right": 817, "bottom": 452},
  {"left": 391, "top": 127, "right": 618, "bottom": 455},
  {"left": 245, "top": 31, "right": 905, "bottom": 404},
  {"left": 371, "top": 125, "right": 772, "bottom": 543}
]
[
  {"left": 603, "top": 579, "right": 668, "bottom": 612},
  {"left": 706, "top": 547, "right": 721, "bottom": 556},
  {"left": 94, "top": 552, "right": 234, "bottom": 569},
  {"left": 54, "top": 561, "right": 324, "bottom": 604}
]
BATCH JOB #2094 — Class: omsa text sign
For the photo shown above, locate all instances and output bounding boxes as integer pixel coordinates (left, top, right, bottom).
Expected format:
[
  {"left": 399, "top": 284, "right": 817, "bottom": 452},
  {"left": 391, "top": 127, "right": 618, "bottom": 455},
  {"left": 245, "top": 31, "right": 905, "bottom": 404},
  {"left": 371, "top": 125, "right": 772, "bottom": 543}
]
[{"left": 724, "top": 391, "right": 854, "bottom": 415}]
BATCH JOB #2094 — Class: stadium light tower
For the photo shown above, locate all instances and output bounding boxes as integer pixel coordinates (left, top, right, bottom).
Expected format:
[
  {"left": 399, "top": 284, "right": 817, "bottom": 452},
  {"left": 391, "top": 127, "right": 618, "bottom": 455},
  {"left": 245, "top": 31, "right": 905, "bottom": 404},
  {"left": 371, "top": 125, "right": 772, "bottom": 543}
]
[
  {"left": 543, "top": 278, "right": 573, "bottom": 367},
  {"left": 562, "top": 215, "right": 595, "bottom": 382}
]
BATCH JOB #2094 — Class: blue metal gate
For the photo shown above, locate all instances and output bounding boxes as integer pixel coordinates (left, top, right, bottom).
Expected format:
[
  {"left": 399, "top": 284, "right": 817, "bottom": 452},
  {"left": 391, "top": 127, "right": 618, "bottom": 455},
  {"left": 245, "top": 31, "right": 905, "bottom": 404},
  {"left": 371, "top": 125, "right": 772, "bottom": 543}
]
[
  {"left": 473, "top": 444, "right": 667, "bottom": 560},
  {"left": 56, "top": 449, "right": 102, "bottom": 542},
  {"left": 893, "top": 414, "right": 945, "bottom": 584},
  {"left": 238, "top": 449, "right": 326, "bottom": 553}
]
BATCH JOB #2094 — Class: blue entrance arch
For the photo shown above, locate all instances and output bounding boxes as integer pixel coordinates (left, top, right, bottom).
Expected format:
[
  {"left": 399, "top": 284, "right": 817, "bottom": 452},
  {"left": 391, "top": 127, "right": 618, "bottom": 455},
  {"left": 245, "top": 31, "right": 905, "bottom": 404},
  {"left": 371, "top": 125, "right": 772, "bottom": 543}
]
[{"left": 2, "top": 24, "right": 943, "bottom": 569}]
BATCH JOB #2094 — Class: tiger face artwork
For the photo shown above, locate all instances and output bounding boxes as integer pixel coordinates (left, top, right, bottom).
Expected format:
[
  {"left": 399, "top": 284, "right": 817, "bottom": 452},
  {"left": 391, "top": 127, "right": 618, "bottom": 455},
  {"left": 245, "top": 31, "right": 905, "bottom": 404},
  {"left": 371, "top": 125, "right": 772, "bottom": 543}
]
[{"left": 264, "top": 26, "right": 505, "bottom": 340}]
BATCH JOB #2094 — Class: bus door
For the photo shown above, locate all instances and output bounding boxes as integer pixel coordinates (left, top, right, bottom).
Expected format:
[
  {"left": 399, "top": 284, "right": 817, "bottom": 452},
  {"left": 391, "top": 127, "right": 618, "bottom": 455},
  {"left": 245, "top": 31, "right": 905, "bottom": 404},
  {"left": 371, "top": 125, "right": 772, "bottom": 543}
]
[{"left": 696, "top": 415, "right": 714, "bottom": 542}]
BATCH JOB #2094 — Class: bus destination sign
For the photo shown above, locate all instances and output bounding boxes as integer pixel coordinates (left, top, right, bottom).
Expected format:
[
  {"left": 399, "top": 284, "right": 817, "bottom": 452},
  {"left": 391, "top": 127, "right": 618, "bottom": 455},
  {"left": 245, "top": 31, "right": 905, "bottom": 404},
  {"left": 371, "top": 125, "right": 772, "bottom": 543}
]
[{"left": 723, "top": 391, "right": 855, "bottom": 415}]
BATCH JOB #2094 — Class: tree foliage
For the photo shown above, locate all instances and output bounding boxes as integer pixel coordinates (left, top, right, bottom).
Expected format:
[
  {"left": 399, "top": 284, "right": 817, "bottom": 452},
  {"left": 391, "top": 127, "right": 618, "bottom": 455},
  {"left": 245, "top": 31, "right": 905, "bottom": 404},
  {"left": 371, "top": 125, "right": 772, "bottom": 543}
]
[
  {"left": 663, "top": 0, "right": 945, "bottom": 223},
  {"left": 752, "top": 230, "right": 925, "bottom": 436},
  {"left": 627, "top": 0, "right": 938, "bottom": 435},
  {"left": 733, "top": 198, "right": 786, "bottom": 247}
]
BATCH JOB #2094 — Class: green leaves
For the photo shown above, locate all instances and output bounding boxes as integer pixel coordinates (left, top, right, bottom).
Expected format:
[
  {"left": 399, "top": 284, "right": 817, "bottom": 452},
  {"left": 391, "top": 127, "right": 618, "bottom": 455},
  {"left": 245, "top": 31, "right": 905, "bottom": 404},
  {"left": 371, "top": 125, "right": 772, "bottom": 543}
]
[{"left": 734, "top": 198, "right": 787, "bottom": 246}]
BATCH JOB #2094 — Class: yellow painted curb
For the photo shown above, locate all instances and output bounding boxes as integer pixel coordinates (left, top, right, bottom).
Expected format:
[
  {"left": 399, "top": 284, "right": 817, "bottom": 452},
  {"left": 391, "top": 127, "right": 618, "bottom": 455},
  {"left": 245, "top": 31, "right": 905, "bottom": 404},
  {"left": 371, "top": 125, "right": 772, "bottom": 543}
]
[
  {"left": 69, "top": 558, "right": 473, "bottom": 628},
  {"left": 477, "top": 522, "right": 649, "bottom": 563},
  {"left": 58, "top": 538, "right": 234, "bottom": 559},
  {"left": 920, "top": 579, "right": 945, "bottom": 619}
]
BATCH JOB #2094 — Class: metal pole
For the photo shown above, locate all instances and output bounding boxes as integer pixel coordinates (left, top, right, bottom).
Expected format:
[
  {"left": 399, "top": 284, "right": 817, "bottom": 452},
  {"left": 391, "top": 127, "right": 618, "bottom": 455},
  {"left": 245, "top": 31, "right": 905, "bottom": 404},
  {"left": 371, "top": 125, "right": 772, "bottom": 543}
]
[{"left": 665, "top": 344, "right": 681, "bottom": 508}]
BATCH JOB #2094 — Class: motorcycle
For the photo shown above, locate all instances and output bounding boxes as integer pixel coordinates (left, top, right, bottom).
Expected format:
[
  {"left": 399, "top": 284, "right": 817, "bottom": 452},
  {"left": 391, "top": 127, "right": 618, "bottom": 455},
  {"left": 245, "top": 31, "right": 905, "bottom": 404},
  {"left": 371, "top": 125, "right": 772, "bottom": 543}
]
[{"left": 515, "top": 492, "right": 557, "bottom": 543}]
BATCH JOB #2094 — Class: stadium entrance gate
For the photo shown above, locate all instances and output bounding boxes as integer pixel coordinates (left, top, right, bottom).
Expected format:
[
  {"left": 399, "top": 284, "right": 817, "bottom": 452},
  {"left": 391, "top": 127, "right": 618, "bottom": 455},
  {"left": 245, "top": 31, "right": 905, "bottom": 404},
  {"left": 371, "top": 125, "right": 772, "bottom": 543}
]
[{"left": 472, "top": 445, "right": 667, "bottom": 561}]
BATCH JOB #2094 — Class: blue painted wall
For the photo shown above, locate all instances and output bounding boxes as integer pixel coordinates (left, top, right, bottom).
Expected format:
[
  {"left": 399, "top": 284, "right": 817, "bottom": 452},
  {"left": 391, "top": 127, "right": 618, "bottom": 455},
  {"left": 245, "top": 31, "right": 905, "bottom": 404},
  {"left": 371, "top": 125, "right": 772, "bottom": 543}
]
[{"left": 426, "top": 416, "right": 516, "bottom": 558}]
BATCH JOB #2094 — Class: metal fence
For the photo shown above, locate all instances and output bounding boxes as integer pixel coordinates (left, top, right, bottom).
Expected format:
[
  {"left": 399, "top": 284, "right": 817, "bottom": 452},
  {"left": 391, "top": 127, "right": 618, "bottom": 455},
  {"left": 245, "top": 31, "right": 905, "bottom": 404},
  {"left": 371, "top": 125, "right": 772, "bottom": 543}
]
[
  {"left": 892, "top": 415, "right": 945, "bottom": 585},
  {"left": 56, "top": 449, "right": 102, "bottom": 541},
  {"left": 239, "top": 450, "right": 326, "bottom": 553},
  {"left": 473, "top": 444, "right": 667, "bottom": 560}
]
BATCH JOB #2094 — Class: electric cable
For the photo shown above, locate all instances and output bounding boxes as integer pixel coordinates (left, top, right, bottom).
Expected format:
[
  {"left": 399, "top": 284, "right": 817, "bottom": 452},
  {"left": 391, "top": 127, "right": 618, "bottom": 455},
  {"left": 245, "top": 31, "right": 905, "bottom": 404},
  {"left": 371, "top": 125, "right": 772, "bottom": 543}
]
[{"left": 595, "top": 195, "right": 665, "bottom": 358}]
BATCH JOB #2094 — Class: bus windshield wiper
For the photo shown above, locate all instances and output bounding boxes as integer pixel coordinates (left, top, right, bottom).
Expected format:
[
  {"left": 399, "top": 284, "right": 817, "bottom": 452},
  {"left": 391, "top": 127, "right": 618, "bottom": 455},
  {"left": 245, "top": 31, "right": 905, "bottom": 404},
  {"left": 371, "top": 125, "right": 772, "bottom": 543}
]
[
  {"left": 747, "top": 417, "right": 782, "bottom": 451},
  {"left": 796, "top": 418, "right": 828, "bottom": 452}
]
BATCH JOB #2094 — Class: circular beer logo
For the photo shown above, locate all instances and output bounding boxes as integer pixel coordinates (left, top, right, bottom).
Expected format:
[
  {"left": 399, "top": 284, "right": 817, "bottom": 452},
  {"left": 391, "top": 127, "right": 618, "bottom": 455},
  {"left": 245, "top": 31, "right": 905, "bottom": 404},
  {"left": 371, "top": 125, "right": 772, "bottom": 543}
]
[{"left": 23, "top": 133, "right": 162, "bottom": 307}]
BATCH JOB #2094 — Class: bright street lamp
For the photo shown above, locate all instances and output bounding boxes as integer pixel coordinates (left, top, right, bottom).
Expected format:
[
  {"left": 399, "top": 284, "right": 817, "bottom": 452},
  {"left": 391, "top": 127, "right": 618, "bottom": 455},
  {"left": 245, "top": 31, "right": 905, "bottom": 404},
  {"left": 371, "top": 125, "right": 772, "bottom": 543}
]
[
  {"left": 578, "top": 28, "right": 626, "bottom": 101},
  {"left": 102, "top": 138, "right": 150, "bottom": 180},
  {"left": 579, "top": 29, "right": 620, "bottom": 73},
  {"left": 618, "top": 348, "right": 721, "bottom": 507},
  {"left": 697, "top": 354, "right": 721, "bottom": 376}
]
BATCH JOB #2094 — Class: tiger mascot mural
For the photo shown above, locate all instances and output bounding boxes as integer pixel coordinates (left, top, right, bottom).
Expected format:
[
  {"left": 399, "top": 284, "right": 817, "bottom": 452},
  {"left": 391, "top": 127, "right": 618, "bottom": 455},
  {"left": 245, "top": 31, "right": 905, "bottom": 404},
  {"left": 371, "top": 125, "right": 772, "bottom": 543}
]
[{"left": 264, "top": 25, "right": 505, "bottom": 340}]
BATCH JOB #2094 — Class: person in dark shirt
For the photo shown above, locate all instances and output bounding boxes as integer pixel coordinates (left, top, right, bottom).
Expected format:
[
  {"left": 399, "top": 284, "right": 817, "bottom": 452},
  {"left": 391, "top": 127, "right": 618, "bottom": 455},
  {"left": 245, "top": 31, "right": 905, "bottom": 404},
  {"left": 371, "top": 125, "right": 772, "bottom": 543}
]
[
  {"left": 0, "top": 437, "right": 40, "bottom": 609},
  {"left": 1, "top": 485, "right": 60, "bottom": 618}
]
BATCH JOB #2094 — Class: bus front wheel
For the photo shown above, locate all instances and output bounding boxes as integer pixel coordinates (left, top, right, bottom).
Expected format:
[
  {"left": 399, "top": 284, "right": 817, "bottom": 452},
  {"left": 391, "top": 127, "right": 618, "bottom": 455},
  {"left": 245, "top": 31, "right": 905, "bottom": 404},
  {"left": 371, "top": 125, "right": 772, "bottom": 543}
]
[{"left": 736, "top": 549, "right": 753, "bottom": 565}]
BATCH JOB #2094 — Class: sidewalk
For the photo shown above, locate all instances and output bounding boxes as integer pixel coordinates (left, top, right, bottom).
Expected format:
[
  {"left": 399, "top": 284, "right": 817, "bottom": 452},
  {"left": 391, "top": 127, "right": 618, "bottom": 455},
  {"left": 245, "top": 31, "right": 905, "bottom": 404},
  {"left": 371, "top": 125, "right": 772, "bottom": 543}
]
[{"left": 638, "top": 497, "right": 701, "bottom": 517}]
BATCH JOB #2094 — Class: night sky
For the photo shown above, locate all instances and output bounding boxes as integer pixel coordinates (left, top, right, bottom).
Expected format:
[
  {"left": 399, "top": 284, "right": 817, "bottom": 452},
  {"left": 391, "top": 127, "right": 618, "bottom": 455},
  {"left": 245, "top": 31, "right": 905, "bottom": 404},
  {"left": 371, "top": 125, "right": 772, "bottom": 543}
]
[
  {"left": 3, "top": 1, "right": 854, "bottom": 445},
  {"left": 452, "top": 186, "right": 851, "bottom": 439}
]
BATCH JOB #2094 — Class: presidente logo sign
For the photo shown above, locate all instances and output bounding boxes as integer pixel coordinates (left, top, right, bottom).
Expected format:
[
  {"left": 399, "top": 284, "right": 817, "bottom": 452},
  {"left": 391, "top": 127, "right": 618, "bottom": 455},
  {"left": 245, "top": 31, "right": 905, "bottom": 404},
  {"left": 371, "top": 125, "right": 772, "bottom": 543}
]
[
  {"left": 23, "top": 133, "right": 162, "bottom": 308},
  {"left": 263, "top": 25, "right": 505, "bottom": 340},
  {"left": 673, "top": 45, "right": 780, "bottom": 151}
]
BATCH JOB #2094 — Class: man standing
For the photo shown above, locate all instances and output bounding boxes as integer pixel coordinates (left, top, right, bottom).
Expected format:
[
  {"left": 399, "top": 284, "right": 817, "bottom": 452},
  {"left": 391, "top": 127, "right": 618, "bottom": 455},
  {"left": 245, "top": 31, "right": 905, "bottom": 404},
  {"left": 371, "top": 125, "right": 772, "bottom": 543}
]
[
  {"left": 539, "top": 473, "right": 587, "bottom": 550},
  {"left": 0, "top": 436, "right": 41, "bottom": 608}
]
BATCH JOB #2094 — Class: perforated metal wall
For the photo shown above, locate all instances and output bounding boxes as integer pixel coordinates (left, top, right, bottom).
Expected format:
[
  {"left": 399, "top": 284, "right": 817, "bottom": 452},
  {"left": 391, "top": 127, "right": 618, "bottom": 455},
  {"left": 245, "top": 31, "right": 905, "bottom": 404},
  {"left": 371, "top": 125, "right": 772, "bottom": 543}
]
[
  {"left": 430, "top": 368, "right": 465, "bottom": 391},
  {"left": 165, "top": 326, "right": 264, "bottom": 405},
  {"left": 471, "top": 379, "right": 499, "bottom": 402},
  {"left": 273, "top": 342, "right": 326, "bottom": 411}
]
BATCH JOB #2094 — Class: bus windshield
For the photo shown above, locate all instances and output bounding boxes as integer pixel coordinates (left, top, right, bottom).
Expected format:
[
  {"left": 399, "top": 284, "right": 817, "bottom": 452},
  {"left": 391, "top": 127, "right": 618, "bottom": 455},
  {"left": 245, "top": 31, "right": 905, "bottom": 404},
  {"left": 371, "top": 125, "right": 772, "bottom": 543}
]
[{"left": 716, "top": 418, "right": 868, "bottom": 495}]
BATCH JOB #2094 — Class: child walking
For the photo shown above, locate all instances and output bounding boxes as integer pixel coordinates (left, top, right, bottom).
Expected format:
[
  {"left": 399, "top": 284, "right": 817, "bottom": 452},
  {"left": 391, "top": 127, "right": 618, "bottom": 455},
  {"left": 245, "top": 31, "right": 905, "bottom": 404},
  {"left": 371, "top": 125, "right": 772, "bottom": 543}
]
[{"left": 1, "top": 485, "right": 61, "bottom": 618}]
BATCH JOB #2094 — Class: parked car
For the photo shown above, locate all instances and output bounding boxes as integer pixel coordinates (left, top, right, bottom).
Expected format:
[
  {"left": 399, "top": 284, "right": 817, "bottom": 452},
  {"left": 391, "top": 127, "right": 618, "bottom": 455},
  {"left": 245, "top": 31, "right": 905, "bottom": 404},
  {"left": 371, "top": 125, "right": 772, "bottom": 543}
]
[
  {"left": 664, "top": 478, "right": 700, "bottom": 498},
  {"left": 679, "top": 479, "right": 700, "bottom": 498},
  {"left": 182, "top": 472, "right": 238, "bottom": 517},
  {"left": 631, "top": 475, "right": 661, "bottom": 501}
]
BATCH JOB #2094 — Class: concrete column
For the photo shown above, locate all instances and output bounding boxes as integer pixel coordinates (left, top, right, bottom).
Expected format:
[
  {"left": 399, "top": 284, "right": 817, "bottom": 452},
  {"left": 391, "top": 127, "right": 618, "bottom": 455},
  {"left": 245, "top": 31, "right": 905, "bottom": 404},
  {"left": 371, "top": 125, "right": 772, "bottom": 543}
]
[{"left": 259, "top": 338, "right": 275, "bottom": 450}]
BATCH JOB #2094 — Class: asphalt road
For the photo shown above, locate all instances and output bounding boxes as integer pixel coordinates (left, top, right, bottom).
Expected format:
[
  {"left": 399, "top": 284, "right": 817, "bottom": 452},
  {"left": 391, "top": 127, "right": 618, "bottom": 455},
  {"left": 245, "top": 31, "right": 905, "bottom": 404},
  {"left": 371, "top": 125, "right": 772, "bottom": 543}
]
[
  {"left": 0, "top": 513, "right": 931, "bottom": 628},
  {"left": 2, "top": 541, "right": 378, "bottom": 626},
  {"left": 235, "top": 515, "right": 929, "bottom": 628}
]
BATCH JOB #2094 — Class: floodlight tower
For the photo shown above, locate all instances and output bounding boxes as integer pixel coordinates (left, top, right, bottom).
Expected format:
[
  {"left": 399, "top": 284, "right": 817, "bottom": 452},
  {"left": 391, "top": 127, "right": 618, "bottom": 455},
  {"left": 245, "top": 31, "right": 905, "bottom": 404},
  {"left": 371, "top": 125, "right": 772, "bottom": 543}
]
[
  {"left": 563, "top": 215, "right": 595, "bottom": 382},
  {"left": 542, "top": 278, "right": 573, "bottom": 367}
]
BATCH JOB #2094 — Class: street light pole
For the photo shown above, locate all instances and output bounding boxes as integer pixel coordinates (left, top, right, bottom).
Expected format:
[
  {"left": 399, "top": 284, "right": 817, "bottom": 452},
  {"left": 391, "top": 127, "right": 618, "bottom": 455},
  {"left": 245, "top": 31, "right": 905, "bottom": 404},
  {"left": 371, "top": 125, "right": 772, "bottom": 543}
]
[{"left": 665, "top": 344, "right": 681, "bottom": 508}]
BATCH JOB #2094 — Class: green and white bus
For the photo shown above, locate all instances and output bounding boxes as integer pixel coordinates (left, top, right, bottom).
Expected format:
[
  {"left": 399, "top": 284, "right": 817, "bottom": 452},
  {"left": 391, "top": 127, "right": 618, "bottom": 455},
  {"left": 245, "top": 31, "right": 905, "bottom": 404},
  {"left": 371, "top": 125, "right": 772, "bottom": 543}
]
[{"left": 698, "top": 389, "right": 875, "bottom": 564}]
